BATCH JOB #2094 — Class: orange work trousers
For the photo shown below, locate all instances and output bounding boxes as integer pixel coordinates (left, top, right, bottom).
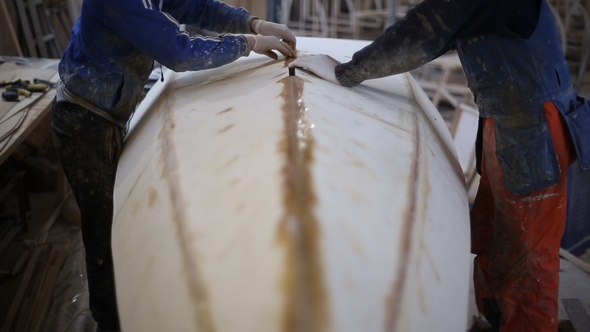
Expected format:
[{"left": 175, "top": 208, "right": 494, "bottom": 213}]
[{"left": 470, "top": 101, "right": 576, "bottom": 331}]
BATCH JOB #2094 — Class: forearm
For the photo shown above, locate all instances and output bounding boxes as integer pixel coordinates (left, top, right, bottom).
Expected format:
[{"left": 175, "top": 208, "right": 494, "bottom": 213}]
[
  {"left": 171, "top": 0, "right": 253, "bottom": 34},
  {"left": 98, "top": 0, "right": 251, "bottom": 71},
  {"left": 335, "top": 0, "right": 483, "bottom": 87}
]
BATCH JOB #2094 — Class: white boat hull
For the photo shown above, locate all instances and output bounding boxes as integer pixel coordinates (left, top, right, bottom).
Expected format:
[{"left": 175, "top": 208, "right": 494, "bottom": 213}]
[{"left": 113, "top": 37, "right": 471, "bottom": 332}]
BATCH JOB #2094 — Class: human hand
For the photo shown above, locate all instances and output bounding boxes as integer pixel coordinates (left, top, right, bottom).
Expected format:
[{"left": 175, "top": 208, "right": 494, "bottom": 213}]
[
  {"left": 288, "top": 54, "right": 341, "bottom": 85},
  {"left": 253, "top": 20, "right": 297, "bottom": 52},
  {"left": 248, "top": 35, "right": 295, "bottom": 60}
]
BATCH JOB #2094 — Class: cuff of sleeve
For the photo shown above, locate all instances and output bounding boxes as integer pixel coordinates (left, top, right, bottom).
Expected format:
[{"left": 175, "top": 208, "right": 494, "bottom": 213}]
[
  {"left": 247, "top": 16, "right": 259, "bottom": 34},
  {"left": 335, "top": 64, "right": 363, "bottom": 87},
  {"left": 241, "top": 35, "right": 253, "bottom": 56},
  {"left": 253, "top": 20, "right": 265, "bottom": 34}
]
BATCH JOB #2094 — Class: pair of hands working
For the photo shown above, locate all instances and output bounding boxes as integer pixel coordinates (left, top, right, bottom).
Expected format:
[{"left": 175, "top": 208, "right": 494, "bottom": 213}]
[
  {"left": 248, "top": 19, "right": 340, "bottom": 85},
  {"left": 289, "top": 54, "right": 341, "bottom": 85},
  {"left": 247, "top": 19, "right": 297, "bottom": 59}
]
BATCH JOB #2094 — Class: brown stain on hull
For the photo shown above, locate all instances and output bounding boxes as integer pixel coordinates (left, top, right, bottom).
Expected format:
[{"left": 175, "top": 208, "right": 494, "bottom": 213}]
[
  {"left": 148, "top": 187, "right": 158, "bottom": 208},
  {"left": 384, "top": 111, "right": 421, "bottom": 331},
  {"left": 159, "top": 85, "right": 215, "bottom": 331},
  {"left": 216, "top": 124, "right": 235, "bottom": 134},
  {"left": 278, "top": 75, "right": 329, "bottom": 332},
  {"left": 216, "top": 107, "right": 233, "bottom": 115}
]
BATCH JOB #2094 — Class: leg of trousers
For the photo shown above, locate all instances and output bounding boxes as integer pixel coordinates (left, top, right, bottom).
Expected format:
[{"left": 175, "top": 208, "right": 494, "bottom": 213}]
[
  {"left": 51, "top": 100, "right": 123, "bottom": 330},
  {"left": 470, "top": 101, "right": 575, "bottom": 331}
]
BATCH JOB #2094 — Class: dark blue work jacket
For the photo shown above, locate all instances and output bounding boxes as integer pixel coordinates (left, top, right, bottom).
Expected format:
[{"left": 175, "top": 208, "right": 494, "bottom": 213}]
[
  {"left": 335, "top": 0, "right": 590, "bottom": 195},
  {"left": 58, "top": 0, "right": 253, "bottom": 124},
  {"left": 456, "top": 0, "right": 590, "bottom": 194}
]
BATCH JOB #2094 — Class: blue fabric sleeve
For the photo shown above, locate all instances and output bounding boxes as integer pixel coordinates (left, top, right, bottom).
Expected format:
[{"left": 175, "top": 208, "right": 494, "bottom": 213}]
[
  {"left": 163, "top": 0, "right": 255, "bottom": 33},
  {"left": 334, "top": 0, "right": 490, "bottom": 87},
  {"left": 88, "top": 0, "right": 253, "bottom": 72}
]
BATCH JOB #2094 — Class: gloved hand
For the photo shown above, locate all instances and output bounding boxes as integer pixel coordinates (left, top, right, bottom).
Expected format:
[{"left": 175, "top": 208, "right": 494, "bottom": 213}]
[
  {"left": 253, "top": 20, "right": 297, "bottom": 51},
  {"left": 248, "top": 35, "right": 296, "bottom": 60},
  {"left": 288, "top": 54, "right": 341, "bottom": 85}
]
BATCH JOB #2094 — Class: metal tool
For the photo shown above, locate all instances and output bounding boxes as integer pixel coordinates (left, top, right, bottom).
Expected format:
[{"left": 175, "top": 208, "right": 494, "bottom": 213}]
[
  {"left": 1, "top": 79, "right": 49, "bottom": 102},
  {"left": 2, "top": 90, "right": 19, "bottom": 102}
]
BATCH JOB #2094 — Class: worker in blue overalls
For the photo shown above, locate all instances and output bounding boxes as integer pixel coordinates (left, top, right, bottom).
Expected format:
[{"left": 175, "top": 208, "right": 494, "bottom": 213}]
[
  {"left": 290, "top": 0, "right": 589, "bottom": 330},
  {"left": 51, "top": 1, "right": 296, "bottom": 331}
]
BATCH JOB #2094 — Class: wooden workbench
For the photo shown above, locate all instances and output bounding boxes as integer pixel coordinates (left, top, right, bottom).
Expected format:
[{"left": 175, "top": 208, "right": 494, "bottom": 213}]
[
  {"left": 0, "top": 60, "right": 59, "bottom": 165},
  {"left": 0, "top": 59, "right": 75, "bottom": 332},
  {"left": 0, "top": 59, "right": 61, "bottom": 251}
]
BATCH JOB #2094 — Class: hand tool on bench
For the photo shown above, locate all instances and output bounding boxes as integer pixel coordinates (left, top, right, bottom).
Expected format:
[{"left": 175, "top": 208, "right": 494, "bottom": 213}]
[{"left": 1, "top": 79, "right": 49, "bottom": 102}]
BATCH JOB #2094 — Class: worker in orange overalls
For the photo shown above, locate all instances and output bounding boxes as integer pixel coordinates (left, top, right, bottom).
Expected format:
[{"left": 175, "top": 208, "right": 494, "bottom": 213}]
[{"left": 289, "top": 0, "right": 590, "bottom": 330}]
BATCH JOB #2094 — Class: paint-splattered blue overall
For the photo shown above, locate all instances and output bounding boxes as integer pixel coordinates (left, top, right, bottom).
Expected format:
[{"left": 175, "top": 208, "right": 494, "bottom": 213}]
[{"left": 52, "top": 0, "right": 255, "bottom": 329}]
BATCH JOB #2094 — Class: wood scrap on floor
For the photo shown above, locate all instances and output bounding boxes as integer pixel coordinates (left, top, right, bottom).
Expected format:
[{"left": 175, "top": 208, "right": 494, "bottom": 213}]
[
  {"left": 562, "top": 298, "right": 590, "bottom": 332},
  {"left": 0, "top": 192, "right": 71, "bottom": 332}
]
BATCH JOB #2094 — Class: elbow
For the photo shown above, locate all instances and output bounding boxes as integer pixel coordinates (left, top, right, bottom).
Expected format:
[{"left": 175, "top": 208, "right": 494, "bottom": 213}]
[
  {"left": 156, "top": 54, "right": 212, "bottom": 72},
  {"left": 157, "top": 54, "right": 192, "bottom": 72}
]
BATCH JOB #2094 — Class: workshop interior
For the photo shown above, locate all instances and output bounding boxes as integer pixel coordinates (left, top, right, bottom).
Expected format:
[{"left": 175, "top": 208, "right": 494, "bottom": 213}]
[{"left": 1, "top": 0, "right": 589, "bottom": 331}]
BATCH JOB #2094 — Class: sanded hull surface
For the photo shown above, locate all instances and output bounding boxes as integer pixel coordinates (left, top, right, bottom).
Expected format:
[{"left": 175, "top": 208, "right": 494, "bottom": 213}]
[{"left": 113, "top": 37, "right": 471, "bottom": 332}]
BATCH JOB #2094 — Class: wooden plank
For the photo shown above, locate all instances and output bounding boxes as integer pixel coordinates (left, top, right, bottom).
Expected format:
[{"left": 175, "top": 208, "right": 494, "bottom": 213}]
[
  {"left": 46, "top": 1, "right": 71, "bottom": 52},
  {"left": 562, "top": 298, "right": 590, "bottom": 332},
  {"left": 0, "top": 0, "right": 23, "bottom": 56},
  {"left": 29, "top": 244, "right": 69, "bottom": 332},
  {"left": 13, "top": 0, "right": 37, "bottom": 57},
  {"left": 559, "top": 248, "right": 590, "bottom": 274},
  {"left": 15, "top": 0, "right": 59, "bottom": 58},
  {"left": 13, "top": 246, "right": 51, "bottom": 332},
  {"left": 0, "top": 244, "right": 44, "bottom": 332},
  {"left": 0, "top": 63, "right": 58, "bottom": 165}
]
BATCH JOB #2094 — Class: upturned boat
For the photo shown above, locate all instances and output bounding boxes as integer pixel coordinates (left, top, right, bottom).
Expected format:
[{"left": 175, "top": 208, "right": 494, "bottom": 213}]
[{"left": 112, "top": 37, "right": 472, "bottom": 332}]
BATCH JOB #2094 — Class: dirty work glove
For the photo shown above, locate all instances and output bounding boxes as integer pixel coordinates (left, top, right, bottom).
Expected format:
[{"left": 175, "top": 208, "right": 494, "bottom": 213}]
[
  {"left": 249, "top": 35, "right": 295, "bottom": 60},
  {"left": 289, "top": 54, "right": 341, "bottom": 85},
  {"left": 253, "top": 20, "right": 297, "bottom": 51}
]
